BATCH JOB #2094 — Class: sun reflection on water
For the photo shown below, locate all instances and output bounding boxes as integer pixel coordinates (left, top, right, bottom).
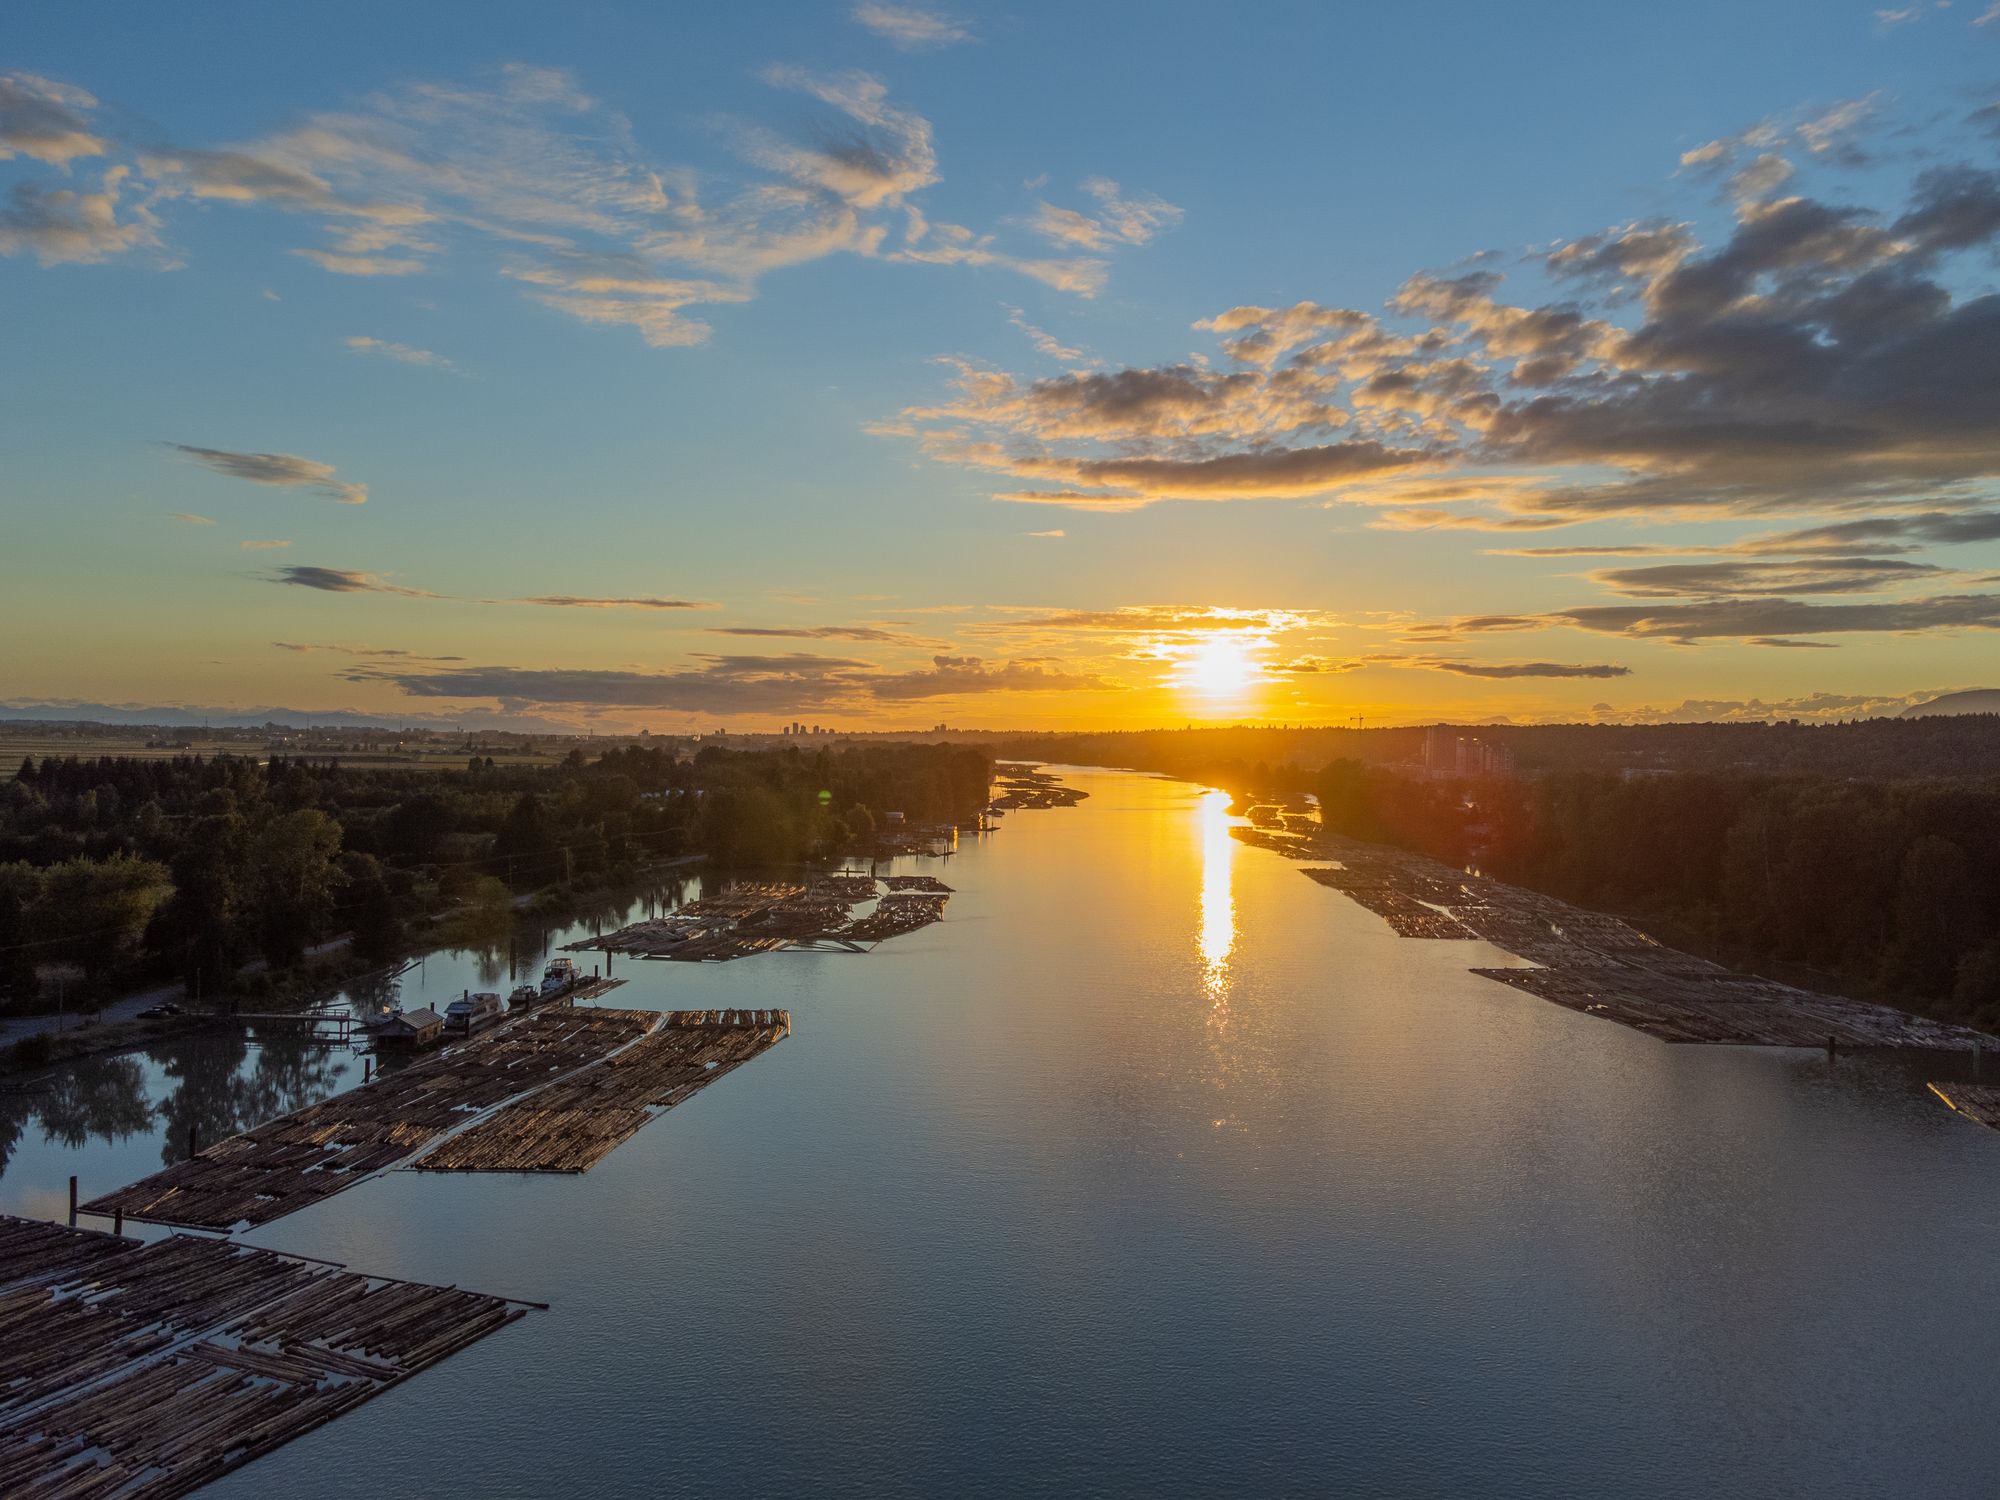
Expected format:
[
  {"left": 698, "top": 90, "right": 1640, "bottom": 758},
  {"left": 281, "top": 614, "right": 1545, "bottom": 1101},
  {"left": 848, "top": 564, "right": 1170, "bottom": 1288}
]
[{"left": 1197, "top": 788, "right": 1236, "bottom": 1013}]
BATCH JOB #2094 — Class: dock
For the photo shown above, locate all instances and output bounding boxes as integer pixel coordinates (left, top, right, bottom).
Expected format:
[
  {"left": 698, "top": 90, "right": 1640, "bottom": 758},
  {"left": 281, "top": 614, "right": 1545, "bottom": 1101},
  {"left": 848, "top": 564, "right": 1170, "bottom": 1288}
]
[
  {"left": 1261, "top": 829, "right": 1998, "bottom": 1051},
  {"left": 81, "top": 1002, "right": 782, "bottom": 1231},
  {"left": 0, "top": 1215, "right": 533, "bottom": 1499}
]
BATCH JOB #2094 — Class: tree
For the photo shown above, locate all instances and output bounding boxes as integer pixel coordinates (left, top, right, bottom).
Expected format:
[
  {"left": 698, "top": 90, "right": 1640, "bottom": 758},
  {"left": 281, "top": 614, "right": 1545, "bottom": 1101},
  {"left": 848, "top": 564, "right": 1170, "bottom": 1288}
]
[
  {"left": 495, "top": 793, "right": 555, "bottom": 885},
  {"left": 31, "top": 855, "right": 173, "bottom": 996},
  {"left": 340, "top": 851, "right": 403, "bottom": 961},
  {"left": 150, "top": 809, "right": 248, "bottom": 991},
  {"left": 246, "top": 810, "right": 346, "bottom": 966}
]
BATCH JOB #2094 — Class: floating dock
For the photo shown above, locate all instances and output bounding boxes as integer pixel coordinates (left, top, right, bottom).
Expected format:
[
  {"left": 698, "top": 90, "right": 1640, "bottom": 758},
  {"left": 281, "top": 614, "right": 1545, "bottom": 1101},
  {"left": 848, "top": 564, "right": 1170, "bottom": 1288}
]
[
  {"left": 1257, "top": 829, "right": 1998, "bottom": 1051},
  {"left": 0, "top": 1215, "right": 533, "bottom": 1500},
  {"left": 81, "top": 1004, "right": 786, "bottom": 1231}
]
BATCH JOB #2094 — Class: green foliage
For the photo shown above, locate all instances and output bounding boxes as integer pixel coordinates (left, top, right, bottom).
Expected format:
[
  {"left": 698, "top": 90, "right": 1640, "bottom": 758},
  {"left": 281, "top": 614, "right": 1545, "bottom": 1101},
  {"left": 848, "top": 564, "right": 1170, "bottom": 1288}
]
[
  {"left": 1312, "top": 760, "right": 2000, "bottom": 1026},
  {"left": 0, "top": 742, "right": 992, "bottom": 1006}
]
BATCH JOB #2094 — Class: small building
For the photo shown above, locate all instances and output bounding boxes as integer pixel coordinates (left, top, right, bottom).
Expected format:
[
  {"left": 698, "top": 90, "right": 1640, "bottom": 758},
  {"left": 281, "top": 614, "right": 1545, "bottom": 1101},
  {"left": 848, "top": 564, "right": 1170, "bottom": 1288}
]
[{"left": 375, "top": 1007, "right": 444, "bottom": 1048}]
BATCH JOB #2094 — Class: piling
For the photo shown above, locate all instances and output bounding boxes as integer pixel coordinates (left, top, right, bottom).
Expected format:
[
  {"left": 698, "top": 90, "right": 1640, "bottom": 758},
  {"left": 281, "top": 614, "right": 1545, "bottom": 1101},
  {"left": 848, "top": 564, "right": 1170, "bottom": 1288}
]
[
  {"left": 113, "top": 1207, "right": 123, "bottom": 1235},
  {"left": 68, "top": 1175, "right": 77, "bottom": 1226}
]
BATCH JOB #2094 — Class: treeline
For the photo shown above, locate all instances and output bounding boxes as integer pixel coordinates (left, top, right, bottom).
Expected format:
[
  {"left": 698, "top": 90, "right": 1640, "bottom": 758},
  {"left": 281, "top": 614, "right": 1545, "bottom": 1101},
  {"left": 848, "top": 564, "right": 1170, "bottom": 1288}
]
[
  {"left": 982, "top": 715, "right": 2000, "bottom": 782},
  {"left": 1310, "top": 760, "right": 2000, "bottom": 1027},
  {"left": 0, "top": 742, "right": 990, "bottom": 1013}
]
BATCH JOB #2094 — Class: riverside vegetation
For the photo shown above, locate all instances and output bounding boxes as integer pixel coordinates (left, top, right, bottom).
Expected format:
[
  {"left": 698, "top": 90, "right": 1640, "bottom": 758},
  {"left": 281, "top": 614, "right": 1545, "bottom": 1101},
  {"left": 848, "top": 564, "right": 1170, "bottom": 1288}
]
[{"left": 0, "top": 742, "right": 991, "bottom": 1036}]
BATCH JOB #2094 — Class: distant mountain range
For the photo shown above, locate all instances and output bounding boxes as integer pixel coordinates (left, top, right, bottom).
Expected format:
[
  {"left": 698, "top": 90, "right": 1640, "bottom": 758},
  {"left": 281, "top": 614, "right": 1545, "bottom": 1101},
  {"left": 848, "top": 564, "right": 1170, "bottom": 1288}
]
[
  {"left": 0, "top": 701, "right": 582, "bottom": 734},
  {"left": 1900, "top": 689, "right": 2000, "bottom": 718}
]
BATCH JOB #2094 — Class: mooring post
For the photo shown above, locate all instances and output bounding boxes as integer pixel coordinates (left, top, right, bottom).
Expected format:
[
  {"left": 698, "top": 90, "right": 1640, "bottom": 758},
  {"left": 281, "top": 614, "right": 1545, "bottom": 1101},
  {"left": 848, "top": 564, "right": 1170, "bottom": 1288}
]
[
  {"left": 1826, "top": 1034, "right": 1837, "bottom": 1061},
  {"left": 68, "top": 1175, "right": 77, "bottom": 1227},
  {"left": 113, "top": 1208, "right": 123, "bottom": 1236}
]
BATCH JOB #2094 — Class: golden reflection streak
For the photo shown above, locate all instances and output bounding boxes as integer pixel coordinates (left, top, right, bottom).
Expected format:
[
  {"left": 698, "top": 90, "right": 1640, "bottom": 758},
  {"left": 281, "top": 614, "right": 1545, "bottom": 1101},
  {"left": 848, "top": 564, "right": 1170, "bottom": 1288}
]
[{"left": 1197, "top": 788, "right": 1236, "bottom": 1014}]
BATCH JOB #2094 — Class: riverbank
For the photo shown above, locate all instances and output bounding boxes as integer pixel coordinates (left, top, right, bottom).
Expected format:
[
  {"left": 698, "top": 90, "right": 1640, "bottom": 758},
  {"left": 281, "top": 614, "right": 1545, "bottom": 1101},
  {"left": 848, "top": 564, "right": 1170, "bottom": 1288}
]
[
  {"left": 1239, "top": 823, "right": 1998, "bottom": 1052},
  {"left": 0, "top": 856, "right": 711, "bottom": 1078}
]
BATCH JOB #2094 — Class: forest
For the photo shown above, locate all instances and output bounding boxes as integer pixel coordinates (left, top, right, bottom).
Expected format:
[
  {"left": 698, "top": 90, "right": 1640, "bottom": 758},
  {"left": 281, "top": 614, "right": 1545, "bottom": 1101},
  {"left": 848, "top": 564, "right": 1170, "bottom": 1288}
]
[
  {"left": 0, "top": 741, "right": 990, "bottom": 1015},
  {"left": 1306, "top": 758, "right": 2000, "bottom": 1029},
  {"left": 986, "top": 714, "right": 2000, "bottom": 785}
]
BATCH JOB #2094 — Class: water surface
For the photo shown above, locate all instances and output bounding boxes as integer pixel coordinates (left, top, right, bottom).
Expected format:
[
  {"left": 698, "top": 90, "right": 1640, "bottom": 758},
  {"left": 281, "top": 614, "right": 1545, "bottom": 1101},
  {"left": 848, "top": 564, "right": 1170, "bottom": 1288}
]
[{"left": 6, "top": 769, "right": 1997, "bottom": 1497}]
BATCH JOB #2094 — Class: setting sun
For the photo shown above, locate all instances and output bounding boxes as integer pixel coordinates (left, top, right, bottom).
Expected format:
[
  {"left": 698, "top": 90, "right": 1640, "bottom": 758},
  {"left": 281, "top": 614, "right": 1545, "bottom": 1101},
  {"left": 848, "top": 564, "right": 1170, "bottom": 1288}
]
[{"left": 1179, "top": 635, "right": 1261, "bottom": 704}]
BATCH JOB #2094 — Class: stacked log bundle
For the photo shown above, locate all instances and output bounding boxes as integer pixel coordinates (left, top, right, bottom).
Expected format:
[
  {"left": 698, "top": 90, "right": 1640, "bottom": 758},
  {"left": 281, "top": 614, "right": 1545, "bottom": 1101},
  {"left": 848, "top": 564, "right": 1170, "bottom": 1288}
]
[
  {"left": 81, "top": 1008, "right": 659, "bottom": 1230},
  {"left": 1271, "top": 831, "right": 1997, "bottom": 1051},
  {"left": 0, "top": 1215, "right": 531, "bottom": 1499},
  {"left": 1300, "top": 868, "right": 1473, "bottom": 939},
  {"left": 844, "top": 893, "right": 948, "bottom": 943},
  {"left": 415, "top": 1010, "right": 789, "bottom": 1174},
  {"left": 573, "top": 875, "right": 951, "bottom": 960},
  {"left": 987, "top": 767, "right": 1088, "bottom": 811}
]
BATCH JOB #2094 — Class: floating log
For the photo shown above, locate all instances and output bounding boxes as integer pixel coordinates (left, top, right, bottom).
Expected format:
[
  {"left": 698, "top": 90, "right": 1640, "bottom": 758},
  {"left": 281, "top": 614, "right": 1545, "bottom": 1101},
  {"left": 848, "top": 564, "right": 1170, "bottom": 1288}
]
[
  {"left": 1278, "top": 832, "right": 1998, "bottom": 1052},
  {"left": 81, "top": 1008, "right": 660, "bottom": 1230},
  {"left": 414, "top": 1011, "right": 789, "bottom": 1174},
  {"left": 0, "top": 1215, "right": 532, "bottom": 1500}
]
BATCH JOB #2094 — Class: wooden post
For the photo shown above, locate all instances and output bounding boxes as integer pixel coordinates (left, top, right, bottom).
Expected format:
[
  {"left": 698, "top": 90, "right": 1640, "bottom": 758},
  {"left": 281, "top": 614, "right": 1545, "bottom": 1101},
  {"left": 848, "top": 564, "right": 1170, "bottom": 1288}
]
[
  {"left": 113, "top": 1208, "right": 123, "bottom": 1236},
  {"left": 364, "top": 1056, "right": 373, "bottom": 1083},
  {"left": 1826, "top": 1034, "right": 1837, "bottom": 1060},
  {"left": 68, "top": 1175, "right": 78, "bottom": 1226}
]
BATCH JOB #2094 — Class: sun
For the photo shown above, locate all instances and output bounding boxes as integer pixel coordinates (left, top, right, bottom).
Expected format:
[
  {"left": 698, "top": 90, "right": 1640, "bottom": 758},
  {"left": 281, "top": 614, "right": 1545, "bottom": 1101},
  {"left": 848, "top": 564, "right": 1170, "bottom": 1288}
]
[{"left": 1180, "top": 635, "right": 1260, "bottom": 703}]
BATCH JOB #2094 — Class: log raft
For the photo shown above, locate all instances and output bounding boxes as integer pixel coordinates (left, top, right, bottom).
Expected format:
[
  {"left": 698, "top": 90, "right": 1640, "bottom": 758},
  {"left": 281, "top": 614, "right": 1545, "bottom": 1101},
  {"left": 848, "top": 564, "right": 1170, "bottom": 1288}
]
[
  {"left": 0, "top": 1215, "right": 532, "bottom": 1500},
  {"left": 1258, "top": 829, "right": 1999, "bottom": 1052},
  {"left": 79, "top": 1003, "right": 783, "bottom": 1231},
  {"left": 571, "top": 875, "right": 950, "bottom": 962}
]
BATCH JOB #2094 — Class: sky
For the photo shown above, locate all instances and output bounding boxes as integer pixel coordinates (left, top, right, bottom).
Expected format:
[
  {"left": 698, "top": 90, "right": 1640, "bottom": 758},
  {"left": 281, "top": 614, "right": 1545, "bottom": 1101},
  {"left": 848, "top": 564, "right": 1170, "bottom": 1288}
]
[{"left": 5, "top": 0, "right": 2000, "bottom": 732}]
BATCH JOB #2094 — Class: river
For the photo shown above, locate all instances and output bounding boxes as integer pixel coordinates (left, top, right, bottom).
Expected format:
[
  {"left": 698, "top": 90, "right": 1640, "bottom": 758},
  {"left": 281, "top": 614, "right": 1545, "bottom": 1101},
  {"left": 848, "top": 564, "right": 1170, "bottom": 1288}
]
[{"left": 4, "top": 767, "right": 1997, "bottom": 1497}]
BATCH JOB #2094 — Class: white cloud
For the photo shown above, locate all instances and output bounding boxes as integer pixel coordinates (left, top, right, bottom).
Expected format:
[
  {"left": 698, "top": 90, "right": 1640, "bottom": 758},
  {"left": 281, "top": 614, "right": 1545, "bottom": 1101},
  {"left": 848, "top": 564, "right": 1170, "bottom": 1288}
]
[
  {"left": 851, "top": 3, "right": 976, "bottom": 51},
  {"left": 344, "top": 334, "right": 455, "bottom": 368}
]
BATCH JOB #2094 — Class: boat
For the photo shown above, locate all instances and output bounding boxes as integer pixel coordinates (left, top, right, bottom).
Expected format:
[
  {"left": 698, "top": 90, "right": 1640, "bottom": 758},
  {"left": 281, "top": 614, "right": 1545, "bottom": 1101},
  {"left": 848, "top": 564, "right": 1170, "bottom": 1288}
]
[
  {"left": 444, "top": 990, "right": 504, "bottom": 1034},
  {"left": 508, "top": 983, "right": 541, "bottom": 1007},
  {"left": 541, "top": 957, "right": 580, "bottom": 996},
  {"left": 358, "top": 999, "right": 405, "bottom": 1033}
]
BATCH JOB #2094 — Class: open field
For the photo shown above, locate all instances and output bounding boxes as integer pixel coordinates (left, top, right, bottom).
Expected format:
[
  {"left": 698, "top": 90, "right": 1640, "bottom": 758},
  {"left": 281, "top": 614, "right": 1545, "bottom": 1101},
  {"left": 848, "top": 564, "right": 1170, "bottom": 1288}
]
[{"left": 0, "top": 735, "right": 569, "bottom": 777}]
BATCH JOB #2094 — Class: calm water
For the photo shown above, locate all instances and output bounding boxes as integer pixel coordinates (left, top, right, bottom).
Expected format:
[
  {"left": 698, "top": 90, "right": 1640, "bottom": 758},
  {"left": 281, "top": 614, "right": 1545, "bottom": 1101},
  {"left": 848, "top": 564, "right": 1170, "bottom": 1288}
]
[{"left": 6, "top": 768, "right": 1999, "bottom": 1497}]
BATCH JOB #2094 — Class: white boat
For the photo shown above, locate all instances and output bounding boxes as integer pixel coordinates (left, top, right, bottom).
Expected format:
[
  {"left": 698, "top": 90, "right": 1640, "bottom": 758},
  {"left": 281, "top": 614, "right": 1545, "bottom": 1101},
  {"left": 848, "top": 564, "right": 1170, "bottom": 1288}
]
[
  {"left": 444, "top": 990, "right": 504, "bottom": 1033},
  {"left": 508, "top": 983, "right": 541, "bottom": 1007},
  {"left": 541, "top": 957, "right": 580, "bottom": 996}
]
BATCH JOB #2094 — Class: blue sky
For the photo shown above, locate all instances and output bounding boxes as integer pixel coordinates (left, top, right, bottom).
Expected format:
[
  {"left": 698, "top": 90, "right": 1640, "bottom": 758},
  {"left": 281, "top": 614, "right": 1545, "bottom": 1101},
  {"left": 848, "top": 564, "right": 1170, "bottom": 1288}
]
[{"left": 5, "top": 2, "right": 1999, "bottom": 730}]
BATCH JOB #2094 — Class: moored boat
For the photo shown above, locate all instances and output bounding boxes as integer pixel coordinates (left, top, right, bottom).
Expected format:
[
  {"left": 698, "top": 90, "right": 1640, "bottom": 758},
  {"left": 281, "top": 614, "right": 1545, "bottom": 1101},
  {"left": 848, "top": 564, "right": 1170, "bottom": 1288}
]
[
  {"left": 444, "top": 989, "right": 504, "bottom": 1034},
  {"left": 541, "top": 957, "right": 580, "bottom": 996},
  {"left": 508, "top": 983, "right": 541, "bottom": 1007}
]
